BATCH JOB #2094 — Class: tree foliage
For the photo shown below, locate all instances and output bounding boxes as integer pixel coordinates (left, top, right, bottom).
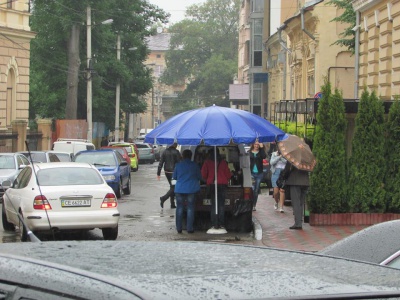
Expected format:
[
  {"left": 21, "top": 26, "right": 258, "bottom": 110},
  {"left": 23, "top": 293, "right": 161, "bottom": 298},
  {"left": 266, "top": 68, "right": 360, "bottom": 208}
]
[
  {"left": 384, "top": 98, "right": 400, "bottom": 212},
  {"left": 348, "top": 89, "right": 386, "bottom": 212},
  {"left": 308, "top": 79, "right": 347, "bottom": 213},
  {"left": 30, "top": 0, "right": 168, "bottom": 129},
  {"left": 161, "top": 0, "right": 240, "bottom": 112},
  {"left": 326, "top": 0, "right": 356, "bottom": 53}
]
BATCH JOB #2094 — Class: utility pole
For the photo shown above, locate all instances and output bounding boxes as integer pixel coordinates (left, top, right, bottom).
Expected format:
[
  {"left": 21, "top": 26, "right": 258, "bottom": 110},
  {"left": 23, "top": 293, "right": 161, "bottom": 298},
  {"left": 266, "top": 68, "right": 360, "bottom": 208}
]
[
  {"left": 86, "top": 6, "right": 92, "bottom": 142},
  {"left": 115, "top": 33, "right": 121, "bottom": 141}
]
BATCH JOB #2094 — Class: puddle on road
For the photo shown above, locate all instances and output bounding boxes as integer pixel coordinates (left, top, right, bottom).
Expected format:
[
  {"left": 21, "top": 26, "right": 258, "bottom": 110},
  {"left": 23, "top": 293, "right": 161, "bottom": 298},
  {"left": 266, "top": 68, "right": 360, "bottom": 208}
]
[{"left": 123, "top": 214, "right": 142, "bottom": 219}]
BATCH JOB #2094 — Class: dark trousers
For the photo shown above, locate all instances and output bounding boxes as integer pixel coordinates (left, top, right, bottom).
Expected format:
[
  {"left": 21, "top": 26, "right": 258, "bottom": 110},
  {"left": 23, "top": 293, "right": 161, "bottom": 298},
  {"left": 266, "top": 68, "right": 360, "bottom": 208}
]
[
  {"left": 290, "top": 185, "right": 308, "bottom": 227},
  {"left": 161, "top": 172, "right": 175, "bottom": 206}
]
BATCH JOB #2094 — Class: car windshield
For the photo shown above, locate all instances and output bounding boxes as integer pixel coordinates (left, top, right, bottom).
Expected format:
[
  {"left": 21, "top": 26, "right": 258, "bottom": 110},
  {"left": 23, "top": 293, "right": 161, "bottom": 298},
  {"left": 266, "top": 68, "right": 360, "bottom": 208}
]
[
  {"left": 0, "top": 156, "right": 15, "bottom": 169},
  {"left": 51, "top": 153, "right": 71, "bottom": 162},
  {"left": 28, "top": 153, "right": 47, "bottom": 162},
  {"left": 37, "top": 167, "right": 103, "bottom": 186},
  {"left": 74, "top": 152, "right": 116, "bottom": 167}
]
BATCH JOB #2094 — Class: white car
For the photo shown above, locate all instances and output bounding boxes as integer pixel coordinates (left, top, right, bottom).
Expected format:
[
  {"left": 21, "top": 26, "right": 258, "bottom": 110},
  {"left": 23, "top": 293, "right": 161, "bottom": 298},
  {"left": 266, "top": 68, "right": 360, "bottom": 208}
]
[{"left": 1, "top": 162, "right": 119, "bottom": 241}]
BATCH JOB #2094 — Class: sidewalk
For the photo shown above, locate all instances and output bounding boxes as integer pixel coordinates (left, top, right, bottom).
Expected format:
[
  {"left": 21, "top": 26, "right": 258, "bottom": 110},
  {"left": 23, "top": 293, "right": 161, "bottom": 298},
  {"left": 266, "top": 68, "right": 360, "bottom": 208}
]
[{"left": 251, "top": 189, "right": 368, "bottom": 252}]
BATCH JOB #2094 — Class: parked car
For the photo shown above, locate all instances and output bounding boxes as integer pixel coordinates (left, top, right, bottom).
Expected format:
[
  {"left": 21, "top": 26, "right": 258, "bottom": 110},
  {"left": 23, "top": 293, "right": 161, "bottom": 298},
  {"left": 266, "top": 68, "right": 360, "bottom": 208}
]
[
  {"left": 74, "top": 149, "right": 131, "bottom": 198},
  {"left": 0, "top": 241, "right": 400, "bottom": 299},
  {"left": 319, "top": 219, "right": 400, "bottom": 269},
  {"left": 135, "top": 142, "right": 155, "bottom": 164},
  {"left": 100, "top": 146, "right": 131, "bottom": 170},
  {"left": 151, "top": 144, "right": 165, "bottom": 161},
  {"left": 52, "top": 138, "right": 95, "bottom": 155},
  {"left": 0, "top": 153, "right": 31, "bottom": 202},
  {"left": 181, "top": 144, "right": 253, "bottom": 232},
  {"left": 1, "top": 162, "right": 119, "bottom": 241},
  {"left": 109, "top": 143, "right": 139, "bottom": 172},
  {"left": 18, "top": 150, "right": 73, "bottom": 163}
]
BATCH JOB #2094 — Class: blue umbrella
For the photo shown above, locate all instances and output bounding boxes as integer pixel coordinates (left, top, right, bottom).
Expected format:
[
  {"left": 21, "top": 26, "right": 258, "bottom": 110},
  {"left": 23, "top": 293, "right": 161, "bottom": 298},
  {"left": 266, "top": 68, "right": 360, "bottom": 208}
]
[
  {"left": 144, "top": 105, "right": 285, "bottom": 146},
  {"left": 145, "top": 105, "right": 285, "bottom": 234}
]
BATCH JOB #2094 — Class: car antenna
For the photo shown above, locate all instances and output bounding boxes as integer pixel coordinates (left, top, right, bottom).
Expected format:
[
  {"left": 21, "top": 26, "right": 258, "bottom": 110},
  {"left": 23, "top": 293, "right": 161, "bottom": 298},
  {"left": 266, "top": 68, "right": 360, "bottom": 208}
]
[{"left": 24, "top": 141, "right": 55, "bottom": 241}]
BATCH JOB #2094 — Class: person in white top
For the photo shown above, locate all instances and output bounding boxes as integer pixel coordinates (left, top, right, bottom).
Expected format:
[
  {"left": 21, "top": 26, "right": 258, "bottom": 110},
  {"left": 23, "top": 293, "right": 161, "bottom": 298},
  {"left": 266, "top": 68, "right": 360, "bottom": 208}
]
[{"left": 270, "top": 150, "right": 287, "bottom": 212}]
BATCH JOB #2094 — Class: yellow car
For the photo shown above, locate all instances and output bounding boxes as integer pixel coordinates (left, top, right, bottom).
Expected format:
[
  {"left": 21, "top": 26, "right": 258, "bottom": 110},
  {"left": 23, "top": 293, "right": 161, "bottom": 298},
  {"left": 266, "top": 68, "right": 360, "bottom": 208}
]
[{"left": 111, "top": 143, "right": 139, "bottom": 172}]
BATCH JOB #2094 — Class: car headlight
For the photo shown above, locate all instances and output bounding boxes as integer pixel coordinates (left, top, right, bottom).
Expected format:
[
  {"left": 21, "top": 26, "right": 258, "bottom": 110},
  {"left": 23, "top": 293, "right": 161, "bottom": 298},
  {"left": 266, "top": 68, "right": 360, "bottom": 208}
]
[{"left": 103, "top": 175, "right": 116, "bottom": 181}]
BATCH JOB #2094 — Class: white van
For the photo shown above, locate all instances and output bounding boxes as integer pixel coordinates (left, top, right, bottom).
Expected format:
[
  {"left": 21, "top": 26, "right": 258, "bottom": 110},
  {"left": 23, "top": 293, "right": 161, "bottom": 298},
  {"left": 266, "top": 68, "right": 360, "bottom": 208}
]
[{"left": 52, "top": 138, "right": 95, "bottom": 155}]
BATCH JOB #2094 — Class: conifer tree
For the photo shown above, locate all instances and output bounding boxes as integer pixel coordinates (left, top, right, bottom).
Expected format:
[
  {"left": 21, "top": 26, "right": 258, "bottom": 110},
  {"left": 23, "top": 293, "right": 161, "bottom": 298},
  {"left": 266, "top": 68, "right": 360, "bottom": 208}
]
[
  {"left": 384, "top": 99, "right": 400, "bottom": 212},
  {"left": 348, "top": 89, "right": 386, "bottom": 212},
  {"left": 308, "top": 79, "right": 347, "bottom": 213}
]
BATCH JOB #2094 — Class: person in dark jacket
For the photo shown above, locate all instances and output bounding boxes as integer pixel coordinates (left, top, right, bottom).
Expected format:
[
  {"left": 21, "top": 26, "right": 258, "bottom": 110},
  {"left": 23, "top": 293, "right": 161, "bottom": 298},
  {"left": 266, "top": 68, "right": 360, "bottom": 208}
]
[
  {"left": 248, "top": 141, "right": 267, "bottom": 211},
  {"left": 281, "top": 162, "right": 310, "bottom": 230},
  {"left": 157, "top": 143, "right": 181, "bottom": 208}
]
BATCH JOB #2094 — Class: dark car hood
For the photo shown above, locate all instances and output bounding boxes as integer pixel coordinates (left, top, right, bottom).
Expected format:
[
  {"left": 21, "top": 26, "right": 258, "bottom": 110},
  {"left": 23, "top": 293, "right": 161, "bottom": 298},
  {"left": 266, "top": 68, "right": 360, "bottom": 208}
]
[
  {"left": 320, "top": 219, "right": 400, "bottom": 265},
  {"left": 0, "top": 241, "right": 400, "bottom": 299}
]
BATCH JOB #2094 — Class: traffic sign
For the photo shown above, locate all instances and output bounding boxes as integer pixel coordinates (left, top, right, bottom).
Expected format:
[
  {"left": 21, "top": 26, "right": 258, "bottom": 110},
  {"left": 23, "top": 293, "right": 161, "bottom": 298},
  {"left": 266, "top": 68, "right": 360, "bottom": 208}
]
[{"left": 314, "top": 92, "right": 322, "bottom": 99}]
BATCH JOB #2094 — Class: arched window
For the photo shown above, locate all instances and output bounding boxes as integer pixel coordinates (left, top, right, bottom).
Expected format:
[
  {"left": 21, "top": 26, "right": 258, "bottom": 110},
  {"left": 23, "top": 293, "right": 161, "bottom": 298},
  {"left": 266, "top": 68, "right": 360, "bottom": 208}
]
[{"left": 6, "top": 68, "right": 16, "bottom": 127}]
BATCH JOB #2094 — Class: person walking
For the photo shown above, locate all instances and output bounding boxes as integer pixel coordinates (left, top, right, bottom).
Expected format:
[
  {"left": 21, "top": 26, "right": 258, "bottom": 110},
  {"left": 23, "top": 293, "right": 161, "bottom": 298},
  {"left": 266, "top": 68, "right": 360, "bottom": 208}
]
[
  {"left": 173, "top": 149, "right": 202, "bottom": 234},
  {"left": 157, "top": 142, "right": 181, "bottom": 209},
  {"left": 248, "top": 141, "right": 266, "bottom": 211},
  {"left": 270, "top": 149, "right": 287, "bottom": 213},
  {"left": 280, "top": 162, "right": 310, "bottom": 230},
  {"left": 100, "top": 137, "right": 108, "bottom": 147},
  {"left": 201, "top": 147, "right": 231, "bottom": 231}
]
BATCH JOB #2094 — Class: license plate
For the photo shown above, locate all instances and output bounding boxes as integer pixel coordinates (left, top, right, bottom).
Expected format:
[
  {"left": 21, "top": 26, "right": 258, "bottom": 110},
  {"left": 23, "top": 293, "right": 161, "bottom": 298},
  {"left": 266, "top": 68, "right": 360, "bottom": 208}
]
[
  {"left": 61, "top": 199, "right": 91, "bottom": 207},
  {"left": 202, "top": 199, "right": 230, "bottom": 205}
]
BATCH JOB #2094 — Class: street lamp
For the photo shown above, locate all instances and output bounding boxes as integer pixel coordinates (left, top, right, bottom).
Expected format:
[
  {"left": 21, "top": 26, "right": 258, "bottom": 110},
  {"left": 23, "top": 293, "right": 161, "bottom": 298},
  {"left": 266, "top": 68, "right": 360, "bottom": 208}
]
[{"left": 86, "top": 6, "right": 113, "bottom": 142}]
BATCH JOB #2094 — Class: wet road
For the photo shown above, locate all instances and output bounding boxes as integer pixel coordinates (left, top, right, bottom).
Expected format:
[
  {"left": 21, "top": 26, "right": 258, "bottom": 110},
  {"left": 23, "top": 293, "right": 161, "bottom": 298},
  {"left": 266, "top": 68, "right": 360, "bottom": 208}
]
[{"left": 0, "top": 163, "right": 255, "bottom": 244}]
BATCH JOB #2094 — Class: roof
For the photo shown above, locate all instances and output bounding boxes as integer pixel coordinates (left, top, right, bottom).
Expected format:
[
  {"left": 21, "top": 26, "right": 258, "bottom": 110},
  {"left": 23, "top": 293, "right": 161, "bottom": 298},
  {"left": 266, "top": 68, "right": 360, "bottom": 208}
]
[{"left": 145, "top": 33, "right": 171, "bottom": 51}]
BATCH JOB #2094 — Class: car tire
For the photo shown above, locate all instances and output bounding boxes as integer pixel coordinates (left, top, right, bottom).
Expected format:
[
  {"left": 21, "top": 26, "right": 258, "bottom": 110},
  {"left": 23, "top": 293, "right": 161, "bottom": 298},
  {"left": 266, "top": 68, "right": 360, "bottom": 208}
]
[
  {"left": 116, "top": 179, "right": 122, "bottom": 199},
  {"left": 2, "top": 204, "right": 15, "bottom": 231},
  {"left": 18, "top": 211, "right": 28, "bottom": 242},
  {"left": 102, "top": 226, "right": 118, "bottom": 240},
  {"left": 123, "top": 176, "right": 131, "bottom": 195}
]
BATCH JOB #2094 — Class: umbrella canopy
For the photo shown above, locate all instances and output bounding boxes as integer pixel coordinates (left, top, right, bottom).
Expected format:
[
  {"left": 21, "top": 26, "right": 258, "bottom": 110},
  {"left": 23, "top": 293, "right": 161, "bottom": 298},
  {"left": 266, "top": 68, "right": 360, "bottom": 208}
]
[
  {"left": 144, "top": 105, "right": 285, "bottom": 146},
  {"left": 277, "top": 134, "right": 316, "bottom": 171}
]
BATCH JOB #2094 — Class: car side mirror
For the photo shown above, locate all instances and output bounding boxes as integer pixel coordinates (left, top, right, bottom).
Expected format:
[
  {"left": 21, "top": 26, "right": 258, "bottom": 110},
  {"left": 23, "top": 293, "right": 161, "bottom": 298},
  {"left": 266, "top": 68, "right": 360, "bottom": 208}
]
[{"left": 1, "top": 180, "right": 12, "bottom": 190}]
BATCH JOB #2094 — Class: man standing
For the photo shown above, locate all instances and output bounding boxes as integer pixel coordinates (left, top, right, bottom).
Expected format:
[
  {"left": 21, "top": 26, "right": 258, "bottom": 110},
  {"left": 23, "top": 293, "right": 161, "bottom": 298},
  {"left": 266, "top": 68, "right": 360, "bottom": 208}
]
[
  {"left": 282, "top": 162, "right": 309, "bottom": 230},
  {"left": 173, "top": 149, "right": 202, "bottom": 233},
  {"left": 157, "top": 142, "right": 181, "bottom": 209}
]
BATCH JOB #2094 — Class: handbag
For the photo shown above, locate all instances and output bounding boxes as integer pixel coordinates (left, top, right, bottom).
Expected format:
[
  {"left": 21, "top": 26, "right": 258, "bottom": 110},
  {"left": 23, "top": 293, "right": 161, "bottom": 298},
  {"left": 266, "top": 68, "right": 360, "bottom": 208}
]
[{"left": 276, "top": 164, "right": 292, "bottom": 189}]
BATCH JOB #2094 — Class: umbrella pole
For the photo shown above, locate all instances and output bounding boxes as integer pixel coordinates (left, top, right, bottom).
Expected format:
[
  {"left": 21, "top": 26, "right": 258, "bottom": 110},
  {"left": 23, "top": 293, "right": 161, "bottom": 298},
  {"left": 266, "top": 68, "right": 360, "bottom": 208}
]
[{"left": 214, "top": 145, "right": 218, "bottom": 217}]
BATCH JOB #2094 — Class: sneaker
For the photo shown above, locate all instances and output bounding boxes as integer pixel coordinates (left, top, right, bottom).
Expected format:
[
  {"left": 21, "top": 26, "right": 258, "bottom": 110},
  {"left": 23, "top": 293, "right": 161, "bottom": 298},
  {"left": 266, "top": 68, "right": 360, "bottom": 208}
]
[
  {"left": 279, "top": 207, "right": 284, "bottom": 213},
  {"left": 274, "top": 203, "right": 278, "bottom": 210}
]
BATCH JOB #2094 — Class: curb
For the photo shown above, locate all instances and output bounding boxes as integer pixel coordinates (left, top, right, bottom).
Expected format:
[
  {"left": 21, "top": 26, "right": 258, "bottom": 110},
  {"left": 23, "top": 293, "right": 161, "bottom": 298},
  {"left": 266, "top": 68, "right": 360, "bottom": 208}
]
[{"left": 252, "top": 216, "right": 262, "bottom": 240}]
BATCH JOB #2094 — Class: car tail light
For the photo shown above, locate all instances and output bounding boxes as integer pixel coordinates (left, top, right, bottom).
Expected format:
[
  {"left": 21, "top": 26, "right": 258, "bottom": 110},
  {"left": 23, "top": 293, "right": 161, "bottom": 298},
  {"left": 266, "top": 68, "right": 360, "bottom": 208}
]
[
  {"left": 101, "top": 193, "right": 118, "bottom": 208},
  {"left": 243, "top": 187, "right": 253, "bottom": 200},
  {"left": 33, "top": 195, "right": 52, "bottom": 210}
]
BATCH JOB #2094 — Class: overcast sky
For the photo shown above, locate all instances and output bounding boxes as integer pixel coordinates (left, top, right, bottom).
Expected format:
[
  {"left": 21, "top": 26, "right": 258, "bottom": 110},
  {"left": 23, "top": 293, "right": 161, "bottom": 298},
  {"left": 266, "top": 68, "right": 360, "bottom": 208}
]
[
  {"left": 147, "top": 0, "right": 207, "bottom": 25},
  {"left": 147, "top": 0, "right": 281, "bottom": 33}
]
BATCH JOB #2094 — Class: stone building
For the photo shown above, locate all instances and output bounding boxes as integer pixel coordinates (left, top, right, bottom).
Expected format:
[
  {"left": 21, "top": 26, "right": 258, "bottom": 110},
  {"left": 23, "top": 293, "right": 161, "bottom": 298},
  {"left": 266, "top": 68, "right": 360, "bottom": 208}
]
[{"left": 0, "top": 1, "right": 35, "bottom": 151}]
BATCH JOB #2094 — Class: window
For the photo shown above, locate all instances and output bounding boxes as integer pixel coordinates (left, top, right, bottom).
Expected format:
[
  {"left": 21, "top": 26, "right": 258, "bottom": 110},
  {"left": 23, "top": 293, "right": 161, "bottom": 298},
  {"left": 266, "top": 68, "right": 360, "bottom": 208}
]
[
  {"left": 252, "top": 19, "right": 263, "bottom": 67},
  {"left": 7, "top": 0, "right": 13, "bottom": 9},
  {"left": 252, "top": 0, "right": 263, "bottom": 12},
  {"left": 14, "top": 167, "right": 31, "bottom": 189}
]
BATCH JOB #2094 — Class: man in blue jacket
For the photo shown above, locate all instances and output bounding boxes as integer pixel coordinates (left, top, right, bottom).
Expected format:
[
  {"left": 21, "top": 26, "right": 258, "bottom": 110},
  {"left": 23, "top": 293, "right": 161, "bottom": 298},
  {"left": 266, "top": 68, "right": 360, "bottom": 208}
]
[{"left": 173, "top": 149, "right": 202, "bottom": 234}]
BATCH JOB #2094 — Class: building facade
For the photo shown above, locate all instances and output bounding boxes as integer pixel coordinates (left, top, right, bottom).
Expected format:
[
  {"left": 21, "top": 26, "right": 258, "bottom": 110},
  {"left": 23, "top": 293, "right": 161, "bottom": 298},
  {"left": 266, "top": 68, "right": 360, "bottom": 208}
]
[
  {"left": 0, "top": 1, "right": 35, "bottom": 130},
  {"left": 352, "top": 0, "right": 400, "bottom": 99}
]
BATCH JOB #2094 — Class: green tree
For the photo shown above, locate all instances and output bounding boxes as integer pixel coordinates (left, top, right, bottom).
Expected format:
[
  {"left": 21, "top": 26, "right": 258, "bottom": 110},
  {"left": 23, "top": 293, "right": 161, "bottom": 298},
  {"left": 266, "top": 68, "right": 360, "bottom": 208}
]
[
  {"left": 30, "top": 0, "right": 168, "bottom": 129},
  {"left": 326, "top": 0, "right": 356, "bottom": 53},
  {"left": 384, "top": 99, "right": 400, "bottom": 212},
  {"left": 308, "top": 79, "right": 347, "bottom": 213},
  {"left": 348, "top": 89, "right": 386, "bottom": 212},
  {"left": 161, "top": 0, "right": 240, "bottom": 112}
]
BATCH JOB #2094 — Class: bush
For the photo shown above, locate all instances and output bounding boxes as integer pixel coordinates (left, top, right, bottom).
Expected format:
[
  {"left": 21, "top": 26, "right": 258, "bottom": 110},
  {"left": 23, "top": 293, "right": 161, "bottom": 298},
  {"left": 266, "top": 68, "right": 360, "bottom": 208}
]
[
  {"left": 348, "top": 89, "right": 386, "bottom": 213},
  {"left": 384, "top": 99, "right": 400, "bottom": 212},
  {"left": 308, "top": 79, "right": 347, "bottom": 213}
]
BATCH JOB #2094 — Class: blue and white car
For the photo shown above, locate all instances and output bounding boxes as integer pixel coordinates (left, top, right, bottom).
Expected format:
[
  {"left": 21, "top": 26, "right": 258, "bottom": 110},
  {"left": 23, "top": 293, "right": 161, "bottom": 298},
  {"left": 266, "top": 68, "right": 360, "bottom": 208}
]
[{"left": 74, "top": 149, "right": 131, "bottom": 198}]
